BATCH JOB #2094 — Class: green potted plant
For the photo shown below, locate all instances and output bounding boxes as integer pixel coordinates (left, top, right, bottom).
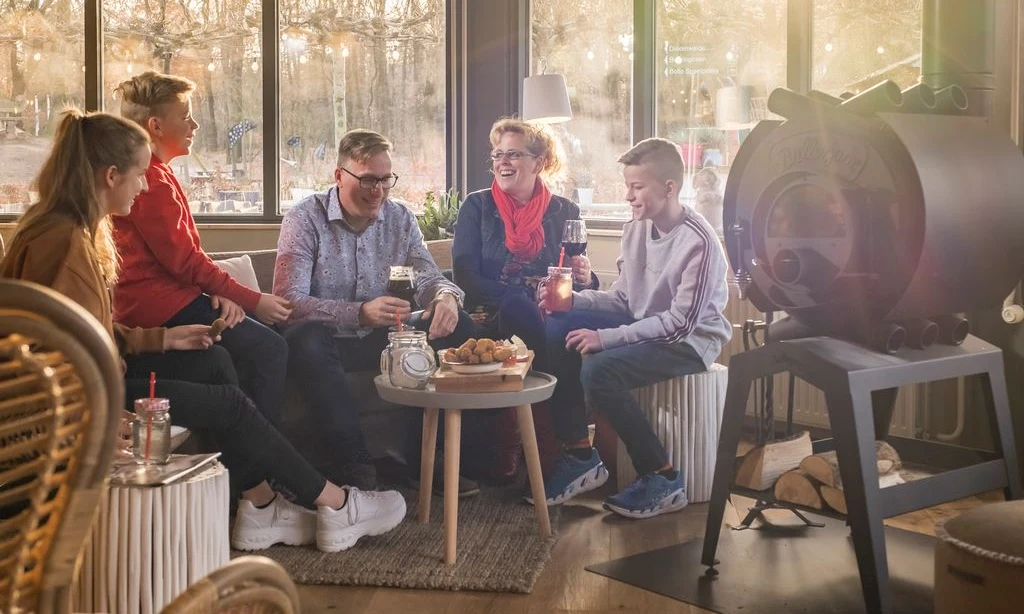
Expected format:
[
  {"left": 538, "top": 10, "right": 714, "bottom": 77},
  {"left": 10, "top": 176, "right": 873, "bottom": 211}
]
[{"left": 417, "top": 188, "right": 462, "bottom": 268}]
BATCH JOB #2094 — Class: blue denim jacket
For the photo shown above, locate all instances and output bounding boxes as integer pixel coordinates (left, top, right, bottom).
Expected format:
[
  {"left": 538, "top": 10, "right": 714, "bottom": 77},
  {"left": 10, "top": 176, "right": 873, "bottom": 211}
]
[{"left": 452, "top": 188, "right": 598, "bottom": 316}]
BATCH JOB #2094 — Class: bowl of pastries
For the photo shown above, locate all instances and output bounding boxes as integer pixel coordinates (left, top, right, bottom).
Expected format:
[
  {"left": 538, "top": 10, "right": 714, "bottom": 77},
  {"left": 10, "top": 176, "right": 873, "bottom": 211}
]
[{"left": 440, "top": 338, "right": 516, "bottom": 374}]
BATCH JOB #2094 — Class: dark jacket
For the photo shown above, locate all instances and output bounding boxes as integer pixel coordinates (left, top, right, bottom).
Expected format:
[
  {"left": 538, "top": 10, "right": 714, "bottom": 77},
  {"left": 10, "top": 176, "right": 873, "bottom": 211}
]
[{"left": 452, "top": 188, "right": 598, "bottom": 313}]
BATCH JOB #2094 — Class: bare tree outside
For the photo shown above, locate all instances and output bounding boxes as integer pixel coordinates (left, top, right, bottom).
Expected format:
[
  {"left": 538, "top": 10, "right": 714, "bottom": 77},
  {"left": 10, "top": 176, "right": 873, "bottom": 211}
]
[
  {"left": 278, "top": 0, "right": 446, "bottom": 214},
  {"left": 0, "top": 0, "right": 84, "bottom": 214}
]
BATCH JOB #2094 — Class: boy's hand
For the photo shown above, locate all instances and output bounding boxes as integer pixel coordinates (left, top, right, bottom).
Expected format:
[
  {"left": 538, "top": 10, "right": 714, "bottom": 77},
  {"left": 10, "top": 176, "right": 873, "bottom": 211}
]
[
  {"left": 565, "top": 328, "right": 603, "bottom": 354},
  {"left": 210, "top": 295, "right": 245, "bottom": 327}
]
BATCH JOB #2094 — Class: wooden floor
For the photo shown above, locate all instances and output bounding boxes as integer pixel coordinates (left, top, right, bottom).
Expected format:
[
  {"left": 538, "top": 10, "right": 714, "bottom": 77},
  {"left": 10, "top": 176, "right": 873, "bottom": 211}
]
[{"left": 296, "top": 483, "right": 1002, "bottom": 614}]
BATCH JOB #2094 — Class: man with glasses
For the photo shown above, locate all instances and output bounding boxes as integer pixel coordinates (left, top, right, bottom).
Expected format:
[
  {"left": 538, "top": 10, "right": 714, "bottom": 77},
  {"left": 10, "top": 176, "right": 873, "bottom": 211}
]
[{"left": 275, "top": 129, "right": 475, "bottom": 493}]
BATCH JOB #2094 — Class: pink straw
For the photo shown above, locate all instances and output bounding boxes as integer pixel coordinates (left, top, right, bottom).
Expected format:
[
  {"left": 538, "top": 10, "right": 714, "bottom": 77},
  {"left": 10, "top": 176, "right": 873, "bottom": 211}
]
[
  {"left": 395, "top": 311, "right": 403, "bottom": 331},
  {"left": 558, "top": 246, "right": 565, "bottom": 268}
]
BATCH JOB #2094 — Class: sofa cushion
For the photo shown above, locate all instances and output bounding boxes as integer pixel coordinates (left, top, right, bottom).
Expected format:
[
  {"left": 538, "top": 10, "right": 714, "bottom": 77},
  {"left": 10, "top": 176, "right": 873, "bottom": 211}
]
[
  {"left": 212, "top": 254, "right": 261, "bottom": 292},
  {"left": 208, "top": 249, "right": 277, "bottom": 294}
]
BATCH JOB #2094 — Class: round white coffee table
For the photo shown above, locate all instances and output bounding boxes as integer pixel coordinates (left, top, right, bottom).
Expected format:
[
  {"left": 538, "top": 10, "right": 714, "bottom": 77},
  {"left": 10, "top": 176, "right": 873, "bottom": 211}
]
[{"left": 374, "top": 372, "right": 557, "bottom": 564}]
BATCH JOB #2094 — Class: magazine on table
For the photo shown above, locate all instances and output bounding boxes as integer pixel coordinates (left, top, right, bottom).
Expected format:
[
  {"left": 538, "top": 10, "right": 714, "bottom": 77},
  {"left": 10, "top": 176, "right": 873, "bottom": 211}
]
[{"left": 110, "top": 452, "right": 222, "bottom": 487}]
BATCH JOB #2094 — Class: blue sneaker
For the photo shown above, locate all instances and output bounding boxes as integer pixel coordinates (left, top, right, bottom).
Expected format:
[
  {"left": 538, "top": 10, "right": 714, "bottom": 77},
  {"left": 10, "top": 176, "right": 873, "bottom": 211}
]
[
  {"left": 525, "top": 448, "right": 609, "bottom": 506},
  {"left": 603, "top": 472, "right": 688, "bottom": 519}
]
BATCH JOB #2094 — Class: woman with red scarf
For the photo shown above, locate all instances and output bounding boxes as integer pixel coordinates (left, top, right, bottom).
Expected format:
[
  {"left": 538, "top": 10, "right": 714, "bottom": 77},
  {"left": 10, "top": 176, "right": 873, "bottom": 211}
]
[{"left": 452, "top": 118, "right": 598, "bottom": 480}]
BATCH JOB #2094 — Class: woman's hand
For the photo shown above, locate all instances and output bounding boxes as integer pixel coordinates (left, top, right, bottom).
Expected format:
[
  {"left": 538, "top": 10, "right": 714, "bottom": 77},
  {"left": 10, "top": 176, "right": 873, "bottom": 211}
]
[
  {"left": 571, "top": 255, "right": 592, "bottom": 287},
  {"left": 210, "top": 295, "right": 245, "bottom": 327},
  {"left": 164, "top": 325, "right": 218, "bottom": 351},
  {"left": 253, "top": 293, "right": 293, "bottom": 325}
]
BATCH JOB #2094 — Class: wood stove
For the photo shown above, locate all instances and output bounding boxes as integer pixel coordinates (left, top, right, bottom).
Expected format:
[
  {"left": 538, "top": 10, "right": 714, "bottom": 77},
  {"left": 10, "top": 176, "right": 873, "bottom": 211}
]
[{"left": 724, "top": 80, "right": 1024, "bottom": 352}]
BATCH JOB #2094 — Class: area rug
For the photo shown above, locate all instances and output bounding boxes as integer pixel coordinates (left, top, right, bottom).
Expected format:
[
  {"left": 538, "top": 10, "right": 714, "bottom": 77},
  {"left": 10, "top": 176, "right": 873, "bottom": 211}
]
[
  {"left": 238, "top": 487, "right": 560, "bottom": 593},
  {"left": 587, "top": 514, "right": 935, "bottom": 613}
]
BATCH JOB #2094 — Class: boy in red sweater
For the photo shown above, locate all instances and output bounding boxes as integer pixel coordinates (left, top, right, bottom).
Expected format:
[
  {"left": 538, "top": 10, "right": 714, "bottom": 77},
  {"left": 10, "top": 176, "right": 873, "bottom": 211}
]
[{"left": 112, "top": 71, "right": 294, "bottom": 431}]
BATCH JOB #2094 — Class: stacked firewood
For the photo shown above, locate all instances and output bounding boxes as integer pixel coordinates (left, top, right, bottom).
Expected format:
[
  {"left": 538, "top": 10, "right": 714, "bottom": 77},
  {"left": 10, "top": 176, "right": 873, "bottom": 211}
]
[
  {"left": 734, "top": 434, "right": 904, "bottom": 515},
  {"left": 774, "top": 442, "right": 904, "bottom": 513}
]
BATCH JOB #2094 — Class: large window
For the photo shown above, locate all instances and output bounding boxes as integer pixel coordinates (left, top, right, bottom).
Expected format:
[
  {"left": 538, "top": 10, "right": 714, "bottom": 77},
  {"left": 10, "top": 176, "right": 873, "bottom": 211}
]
[
  {"left": 0, "top": 0, "right": 85, "bottom": 216},
  {"left": 812, "top": 1, "right": 923, "bottom": 95},
  {"left": 278, "top": 1, "right": 446, "bottom": 215},
  {"left": 655, "top": 0, "right": 786, "bottom": 234},
  {"left": 531, "top": 0, "right": 633, "bottom": 218},
  {"left": 103, "top": 0, "right": 264, "bottom": 215}
]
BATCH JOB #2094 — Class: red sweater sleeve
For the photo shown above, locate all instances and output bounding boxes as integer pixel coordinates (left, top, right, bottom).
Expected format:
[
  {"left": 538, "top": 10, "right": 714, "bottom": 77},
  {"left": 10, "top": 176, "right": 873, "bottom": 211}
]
[{"left": 130, "top": 173, "right": 261, "bottom": 310}]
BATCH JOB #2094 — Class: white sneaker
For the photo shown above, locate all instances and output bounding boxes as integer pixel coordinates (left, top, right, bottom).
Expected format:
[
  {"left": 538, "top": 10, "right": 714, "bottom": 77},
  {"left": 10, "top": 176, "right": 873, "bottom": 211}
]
[
  {"left": 232, "top": 495, "right": 316, "bottom": 551},
  {"left": 317, "top": 487, "right": 407, "bottom": 553}
]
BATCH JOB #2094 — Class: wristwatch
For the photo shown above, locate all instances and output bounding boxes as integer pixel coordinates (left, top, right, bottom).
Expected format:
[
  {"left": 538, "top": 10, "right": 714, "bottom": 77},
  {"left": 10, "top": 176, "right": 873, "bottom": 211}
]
[{"left": 433, "top": 288, "right": 463, "bottom": 309}]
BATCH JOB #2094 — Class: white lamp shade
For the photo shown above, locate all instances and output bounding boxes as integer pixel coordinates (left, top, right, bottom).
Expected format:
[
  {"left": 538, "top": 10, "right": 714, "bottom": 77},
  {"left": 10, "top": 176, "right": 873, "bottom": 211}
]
[{"left": 523, "top": 74, "right": 573, "bottom": 124}]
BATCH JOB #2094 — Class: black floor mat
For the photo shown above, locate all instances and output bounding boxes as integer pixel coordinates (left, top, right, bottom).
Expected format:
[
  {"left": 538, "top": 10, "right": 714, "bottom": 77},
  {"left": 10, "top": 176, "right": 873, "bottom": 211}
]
[{"left": 587, "top": 514, "right": 935, "bottom": 614}]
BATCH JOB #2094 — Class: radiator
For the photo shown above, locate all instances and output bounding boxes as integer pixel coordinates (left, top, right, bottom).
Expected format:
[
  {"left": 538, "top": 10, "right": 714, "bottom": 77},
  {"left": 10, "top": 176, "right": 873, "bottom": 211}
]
[{"left": 721, "top": 288, "right": 919, "bottom": 438}]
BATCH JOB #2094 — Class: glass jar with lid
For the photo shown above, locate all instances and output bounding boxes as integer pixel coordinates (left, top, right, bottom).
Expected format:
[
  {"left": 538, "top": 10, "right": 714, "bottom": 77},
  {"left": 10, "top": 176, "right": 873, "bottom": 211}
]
[
  {"left": 379, "top": 329, "right": 436, "bottom": 389},
  {"left": 132, "top": 397, "right": 172, "bottom": 465}
]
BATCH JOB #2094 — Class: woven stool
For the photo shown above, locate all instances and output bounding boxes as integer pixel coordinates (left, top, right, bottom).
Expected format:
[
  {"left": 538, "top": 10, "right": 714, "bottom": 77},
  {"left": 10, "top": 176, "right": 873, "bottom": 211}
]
[
  {"left": 934, "top": 500, "right": 1024, "bottom": 614},
  {"left": 615, "top": 363, "right": 728, "bottom": 502}
]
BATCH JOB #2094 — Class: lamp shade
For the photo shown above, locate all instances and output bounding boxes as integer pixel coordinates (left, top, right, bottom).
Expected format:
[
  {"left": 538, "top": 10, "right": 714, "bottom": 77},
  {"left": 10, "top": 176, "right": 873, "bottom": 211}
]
[{"left": 523, "top": 74, "right": 573, "bottom": 124}]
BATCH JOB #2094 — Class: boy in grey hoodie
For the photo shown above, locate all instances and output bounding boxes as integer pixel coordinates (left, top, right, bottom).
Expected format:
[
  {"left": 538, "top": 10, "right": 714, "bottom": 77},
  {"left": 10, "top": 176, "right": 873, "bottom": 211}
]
[{"left": 530, "top": 138, "right": 732, "bottom": 519}]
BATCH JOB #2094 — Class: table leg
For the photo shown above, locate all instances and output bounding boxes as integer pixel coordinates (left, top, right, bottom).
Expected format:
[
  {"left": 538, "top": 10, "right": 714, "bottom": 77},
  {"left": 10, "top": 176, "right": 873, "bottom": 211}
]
[
  {"left": 517, "top": 403, "right": 552, "bottom": 537},
  {"left": 443, "top": 408, "right": 462, "bottom": 564},
  {"left": 419, "top": 408, "right": 439, "bottom": 524}
]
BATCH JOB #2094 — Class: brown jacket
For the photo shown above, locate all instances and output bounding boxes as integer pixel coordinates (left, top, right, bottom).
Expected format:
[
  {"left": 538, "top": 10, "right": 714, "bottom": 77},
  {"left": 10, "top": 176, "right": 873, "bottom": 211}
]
[{"left": 0, "top": 215, "right": 165, "bottom": 355}]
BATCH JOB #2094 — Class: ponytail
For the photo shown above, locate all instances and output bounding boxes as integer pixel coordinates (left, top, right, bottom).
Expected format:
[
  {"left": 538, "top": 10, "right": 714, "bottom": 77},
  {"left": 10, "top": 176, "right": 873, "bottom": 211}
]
[{"left": 9, "top": 108, "right": 150, "bottom": 282}]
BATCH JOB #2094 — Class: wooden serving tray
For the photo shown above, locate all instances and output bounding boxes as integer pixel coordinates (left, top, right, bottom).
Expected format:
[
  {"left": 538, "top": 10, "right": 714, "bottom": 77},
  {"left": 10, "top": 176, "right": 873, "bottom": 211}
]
[{"left": 430, "top": 351, "right": 535, "bottom": 393}]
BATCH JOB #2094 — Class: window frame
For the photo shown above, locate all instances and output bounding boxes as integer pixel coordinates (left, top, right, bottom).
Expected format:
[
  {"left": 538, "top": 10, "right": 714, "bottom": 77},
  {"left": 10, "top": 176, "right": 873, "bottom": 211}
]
[{"left": 0, "top": 1, "right": 837, "bottom": 225}]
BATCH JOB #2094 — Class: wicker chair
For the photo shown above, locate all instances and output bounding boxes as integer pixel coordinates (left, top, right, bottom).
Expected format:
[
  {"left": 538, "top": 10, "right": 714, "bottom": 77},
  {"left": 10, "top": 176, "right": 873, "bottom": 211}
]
[
  {"left": 0, "top": 279, "right": 122, "bottom": 613},
  {"left": 160, "top": 556, "right": 301, "bottom": 614},
  {"left": 0, "top": 279, "right": 301, "bottom": 614}
]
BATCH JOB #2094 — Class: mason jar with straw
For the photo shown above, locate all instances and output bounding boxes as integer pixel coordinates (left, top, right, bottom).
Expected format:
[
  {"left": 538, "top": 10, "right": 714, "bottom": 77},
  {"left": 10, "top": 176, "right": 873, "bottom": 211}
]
[{"left": 132, "top": 372, "right": 172, "bottom": 465}]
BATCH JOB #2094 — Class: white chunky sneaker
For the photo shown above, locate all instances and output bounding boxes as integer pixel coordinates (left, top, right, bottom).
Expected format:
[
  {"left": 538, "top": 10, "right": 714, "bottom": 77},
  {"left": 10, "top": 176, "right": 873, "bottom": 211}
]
[
  {"left": 231, "top": 495, "right": 316, "bottom": 550},
  {"left": 317, "top": 487, "right": 407, "bottom": 553}
]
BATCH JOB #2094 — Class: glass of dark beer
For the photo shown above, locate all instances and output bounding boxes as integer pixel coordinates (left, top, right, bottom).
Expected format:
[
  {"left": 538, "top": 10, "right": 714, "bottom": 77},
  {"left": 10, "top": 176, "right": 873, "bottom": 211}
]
[
  {"left": 387, "top": 266, "right": 416, "bottom": 305},
  {"left": 562, "top": 219, "right": 588, "bottom": 258}
]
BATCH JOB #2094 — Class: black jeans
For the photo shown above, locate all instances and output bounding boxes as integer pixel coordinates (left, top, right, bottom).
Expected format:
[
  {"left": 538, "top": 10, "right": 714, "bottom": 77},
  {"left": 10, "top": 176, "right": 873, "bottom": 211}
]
[
  {"left": 282, "top": 310, "right": 476, "bottom": 460},
  {"left": 123, "top": 347, "right": 326, "bottom": 507},
  {"left": 545, "top": 309, "right": 707, "bottom": 476},
  {"left": 164, "top": 294, "right": 289, "bottom": 427}
]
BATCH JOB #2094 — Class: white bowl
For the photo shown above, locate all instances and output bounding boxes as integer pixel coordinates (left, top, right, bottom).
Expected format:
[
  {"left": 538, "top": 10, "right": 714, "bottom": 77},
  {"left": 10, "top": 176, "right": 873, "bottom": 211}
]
[{"left": 444, "top": 359, "right": 503, "bottom": 374}]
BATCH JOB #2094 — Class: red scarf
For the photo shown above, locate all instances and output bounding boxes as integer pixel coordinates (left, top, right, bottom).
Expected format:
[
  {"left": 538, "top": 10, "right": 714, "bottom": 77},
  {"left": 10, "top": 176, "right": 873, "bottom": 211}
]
[{"left": 491, "top": 178, "right": 550, "bottom": 262}]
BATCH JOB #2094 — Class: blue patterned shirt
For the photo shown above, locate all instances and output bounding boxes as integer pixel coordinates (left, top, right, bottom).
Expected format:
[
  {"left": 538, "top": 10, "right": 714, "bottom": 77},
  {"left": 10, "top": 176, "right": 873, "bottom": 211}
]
[{"left": 274, "top": 187, "right": 464, "bottom": 337}]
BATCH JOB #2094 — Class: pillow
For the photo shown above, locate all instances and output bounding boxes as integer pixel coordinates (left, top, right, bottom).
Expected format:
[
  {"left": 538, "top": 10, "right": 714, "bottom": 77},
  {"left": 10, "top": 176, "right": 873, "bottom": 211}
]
[{"left": 212, "top": 254, "right": 261, "bottom": 293}]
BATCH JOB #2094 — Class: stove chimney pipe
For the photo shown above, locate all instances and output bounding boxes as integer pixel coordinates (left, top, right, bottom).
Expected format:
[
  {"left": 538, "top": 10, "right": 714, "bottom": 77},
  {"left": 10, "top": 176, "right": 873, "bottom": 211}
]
[{"left": 922, "top": 0, "right": 995, "bottom": 119}]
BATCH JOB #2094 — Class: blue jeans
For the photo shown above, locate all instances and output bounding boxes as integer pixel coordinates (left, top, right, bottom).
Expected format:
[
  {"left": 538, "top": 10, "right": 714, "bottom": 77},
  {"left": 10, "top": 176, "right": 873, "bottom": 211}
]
[
  {"left": 282, "top": 310, "right": 476, "bottom": 460},
  {"left": 164, "top": 294, "right": 289, "bottom": 427},
  {"left": 545, "top": 309, "right": 707, "bottom": 476}
]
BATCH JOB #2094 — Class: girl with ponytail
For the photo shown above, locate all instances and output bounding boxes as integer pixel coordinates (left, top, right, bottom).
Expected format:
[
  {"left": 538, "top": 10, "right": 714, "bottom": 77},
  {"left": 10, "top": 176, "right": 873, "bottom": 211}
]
[{"left": 0, "top": 109, "right": 407, "bottom": 552}]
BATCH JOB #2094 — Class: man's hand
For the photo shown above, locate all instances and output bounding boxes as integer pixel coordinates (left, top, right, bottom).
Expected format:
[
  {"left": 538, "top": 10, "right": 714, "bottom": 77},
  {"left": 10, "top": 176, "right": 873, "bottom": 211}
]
[
  {"left": 164, "top": 325, "right": 217, "bottom": 351},
  {"left": 565, "top": 328, "right": 603, "bottom": 354},
  {"left": 571, "top": 255, "right": 593, "bottom": 287},
  {"left": 422, "top": 293, "right": 459, "bottom": 340},
  {"left": 253, "top": 293, "right": 293, "bottom": 325},
  {"left": 358, "top": 296, "right": 412, "bottom": 328},
  {"left": 210, "top": 295, "right": 245, "bottom": 327}
]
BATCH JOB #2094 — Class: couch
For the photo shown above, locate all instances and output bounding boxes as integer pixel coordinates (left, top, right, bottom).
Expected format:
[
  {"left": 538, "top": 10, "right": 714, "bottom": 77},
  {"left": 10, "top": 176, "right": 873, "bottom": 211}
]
[{"left": 207, "top": 249, "right": 413, "bottom": 465}]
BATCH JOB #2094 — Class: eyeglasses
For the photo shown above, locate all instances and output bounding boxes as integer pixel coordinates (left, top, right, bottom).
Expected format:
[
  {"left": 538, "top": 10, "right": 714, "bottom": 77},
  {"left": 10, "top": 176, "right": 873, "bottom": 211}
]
[
  {"left": 489, "top": 150, "right": 537, "bottom": 162},
  {"left": 339, "top": 167, "right": 399, "bottom": 190}
]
